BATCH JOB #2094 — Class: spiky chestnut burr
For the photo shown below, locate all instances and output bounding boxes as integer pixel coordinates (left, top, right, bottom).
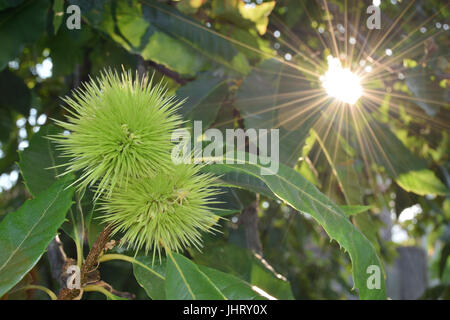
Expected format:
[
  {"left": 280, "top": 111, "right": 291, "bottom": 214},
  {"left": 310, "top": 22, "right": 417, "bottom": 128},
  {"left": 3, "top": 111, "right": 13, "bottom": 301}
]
[
  {"left": 52, "top": 69, "right": 183, "bottom": 196},
  {"left": 99, "top": 164, "right": 221, "bottom": 258}
]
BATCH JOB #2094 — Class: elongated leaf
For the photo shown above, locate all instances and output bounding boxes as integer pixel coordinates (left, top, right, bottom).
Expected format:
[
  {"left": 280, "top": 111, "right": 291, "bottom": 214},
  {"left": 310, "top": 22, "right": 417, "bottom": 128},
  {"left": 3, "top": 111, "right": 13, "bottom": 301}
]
[
  {"left": 191, "top": 243, "right": 294, "bottom": 299},
  {"left": 212, "top": 0, "right": 276, "bottom": 35},
  {"left": 0, "top": 175, "right": 74, "bottom": 297},
  {"left": 0, "top": 0, "right": 24, "bottom": 10},
  {"left": 405, "top": 66, "right": 447, "bottom": 116},
  {"left": 140, "top": 30, "right": 207, "bottom": 76},
  {"left": 133, "top": 254, "right": 268, "bottom": 300},
  {"left": 0, "top": 108, "right": 13, "bottom": 144},
  {"left": 0, "top": 69, "right": 31, "bottom": 115},
  {"left": 18, "top": 125, "right": 63, "bottom": 197},
  {"left": 141, "top": 1, "right": 237, "bottom": 62},
  {"left": 49, "top": 27, "right": 94, "bottom": 77},
  {"left": 0, "top": 0, "right": 49, "bottom": 70},
  {"left": 177, "top": 72, "right": 229, "bottom": 128},
  {"left": 235, "top": 59, "right": 321, "bottom": 166},
  {"left": 80, "top": 0, "right": 208, "bottom": 76},
  {"left": 358, "top": 121, "right": 448, "bottom": 196},
  {"left": 357, "top": 121, "right": 426, "bottom": 177},
  {"left": 339, "top": 205, "right": 372, "bottom": 217},
  {"left": 439, "top": 244, "right": 450, "bottom": 279},
  {"left": 19, "top": 125, "right": 96, "bottom": 243},
  {"left": 201, "top": 153, "right": 386, "bottom": 299},
  {"left": 198, "top": 265, "right": 267, "bottom": 300},
  {"left": 52, "top": 0, "right": 64, "bottom": 34},
  {"left": 165, "top": 252, "right": 226, "bottom": 300},
  {"left": 133, "top": 256, "right": 166, "bottom": 300},
  {"left": 396, "top": 169, "right": 448, "bottom": 196}
]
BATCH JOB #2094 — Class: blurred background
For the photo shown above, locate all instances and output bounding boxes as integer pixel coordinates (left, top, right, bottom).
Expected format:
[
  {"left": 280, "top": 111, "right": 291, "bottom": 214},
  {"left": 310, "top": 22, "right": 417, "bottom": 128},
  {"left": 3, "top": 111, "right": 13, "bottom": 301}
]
[{"left": 0, "top": 0, "right": 449, "bottom": 299}]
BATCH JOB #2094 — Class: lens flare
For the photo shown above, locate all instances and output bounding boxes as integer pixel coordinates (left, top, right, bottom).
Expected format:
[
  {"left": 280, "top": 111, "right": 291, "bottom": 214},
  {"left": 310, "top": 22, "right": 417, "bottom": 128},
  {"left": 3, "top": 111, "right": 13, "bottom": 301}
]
[{"left": 321, "top": 56, "right": 363, "bottom": 105}]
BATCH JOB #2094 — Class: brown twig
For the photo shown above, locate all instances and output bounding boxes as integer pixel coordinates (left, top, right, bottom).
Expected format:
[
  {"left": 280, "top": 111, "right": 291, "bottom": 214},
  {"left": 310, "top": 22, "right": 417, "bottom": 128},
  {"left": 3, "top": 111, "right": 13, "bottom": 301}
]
[
  {"left": 240, "top": 196, "right": 263, "bottom": 255},
  {"left": 57, "top": 224, "right": 113, "bottom": 300},
  {"left": 57, "top": 288, "right": 82, "bottom": 300},
  {"left": 80, "top": 225, "right": 113, "bottom": 285}
]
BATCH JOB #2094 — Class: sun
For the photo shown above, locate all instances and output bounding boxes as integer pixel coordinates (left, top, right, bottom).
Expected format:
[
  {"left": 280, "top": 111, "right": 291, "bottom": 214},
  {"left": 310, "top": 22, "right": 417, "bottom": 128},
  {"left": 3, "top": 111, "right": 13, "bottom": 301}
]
[{"left": 320, "top": 56, "right": 363, "bottom": 105}]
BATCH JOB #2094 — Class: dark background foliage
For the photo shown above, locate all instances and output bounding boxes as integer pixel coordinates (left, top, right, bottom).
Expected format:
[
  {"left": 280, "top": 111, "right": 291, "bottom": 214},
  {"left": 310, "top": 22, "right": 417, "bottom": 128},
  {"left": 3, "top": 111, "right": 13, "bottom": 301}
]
[{"left": 0, "top": 0, "right": 448, "bottom": 300}]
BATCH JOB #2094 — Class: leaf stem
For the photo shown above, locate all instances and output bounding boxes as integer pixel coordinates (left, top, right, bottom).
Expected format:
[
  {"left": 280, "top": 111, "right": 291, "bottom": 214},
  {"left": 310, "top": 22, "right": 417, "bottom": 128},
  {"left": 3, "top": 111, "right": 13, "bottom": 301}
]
[
  {"left": 76, "top": 192, "right": 85, "bottom": 268},
  {"left": 84, "top": 284, "right": 116, "bottom": 300},
  {"left": 69, "top": 207, "right": 83, "bottom": 268},
  {"left": 98, "top": 253, "right": 165, "bottom": 280},
  {"left": 10, "top": 285, "right": 57, "bottom": 300},
  {"left": 311, "top": 129, "right": 350, "bottom": 204}
]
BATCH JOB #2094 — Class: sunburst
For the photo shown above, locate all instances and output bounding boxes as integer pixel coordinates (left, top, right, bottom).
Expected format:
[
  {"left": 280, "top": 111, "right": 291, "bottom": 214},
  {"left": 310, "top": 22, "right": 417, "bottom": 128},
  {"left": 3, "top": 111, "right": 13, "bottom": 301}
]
[
  {"left": 208, "top": 0, "right": 448, "bottom": 203},
  {"left": 138, "top": 0, "right": 448, "bottom": 203}
]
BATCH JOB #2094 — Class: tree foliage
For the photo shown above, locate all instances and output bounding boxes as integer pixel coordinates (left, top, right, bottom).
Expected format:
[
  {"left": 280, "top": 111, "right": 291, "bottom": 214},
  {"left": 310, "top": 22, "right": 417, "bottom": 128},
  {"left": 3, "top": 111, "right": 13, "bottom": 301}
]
[{"left": 0, "top": 0, "right": 448, "bottom": 300}]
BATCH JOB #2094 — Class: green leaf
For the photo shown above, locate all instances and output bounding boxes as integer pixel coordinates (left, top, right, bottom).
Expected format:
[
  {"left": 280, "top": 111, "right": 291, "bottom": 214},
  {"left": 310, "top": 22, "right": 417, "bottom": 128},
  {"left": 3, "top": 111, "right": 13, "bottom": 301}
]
[
  {"left": 18, "top": 125, "right": 63, "bottom": 197},
  {"left": 191, "top": 243, "right": 294, "bottom": 299},
  {"left": 201, "top": 153, "right": 386, "bottom": 300},
  {"left": 88, "top": 39, "right": 138, "bottom": 76},
  {"left": 133, "top": 256, "right": 166, "bottom": 300},
  {"left": 52, "top": 0, "right": 64, "bottom": 34},
  {"left": 357, "top": 121, "right": 445, "bottom": 197},
  {"left": 133, "top": 254, "right": 268, "bottom": 300},
  {"left": 0, "top": 69, "right": 31, "bottom": 115},
  {"left": 0, "top": 108, "right": 13, "bottom": 143},
  {"left": 0, "top": 0, "right": 24, "bottom": 10},
  {"left": 235, "top": 59, "right": 320, "bottom": 167},
  {"left": 165, "top": 252, "right": 226, "bottom": 300},
  {"left": 85, "top": 1, "right": 208, "bottom": 76},
  {"left": 198, "top": 265, "right": 267, "bottom": 300},
  {"left": 212, "top": 0, "right": 275, "bottom": 35},
  {"left": 357, "top": 121, "right": 426, "bottom": 177},
  {"left": 0, "top": 124, "right": 18, "bottom": 173},
  {"left": 141, "top": 1, "right": 237, "bottom": 62},
  {"left": 405, "top": 66, "right": 446, "bottom": 116},
  {"left": 439, "top": 243, "right": 450, "bottom": 279},
  {"left": 221, "top": 26, "right": 273, "bottom": 63},
  {"left": 209, "top": 187, "right": 250, "bottom": 217},
  {"left": 396, "top": 169, "right": 448, "bottom": 196},
  {"left": 340, "top": 205, "right": 372, "bottom": 217},
  {"left": 237, "top": 1, "right": 275, "bottom": 35},
  {"left": 0, "top": 0, "right": 49, "bottom": 70},
  {"left": 49, "top": 27, "right": 93, "bottom": 77},
  {"left": 177, "top": 72, "right": 229, "bottom": 128},
  {"left": 18, "top": 125, "right": 96, "bottom": 243},
  {"left": 140, "top": 30, "right": 207, "bottom": 76},
  {"left": 0, "top": 175, "right": 75, "bottom": 297}
]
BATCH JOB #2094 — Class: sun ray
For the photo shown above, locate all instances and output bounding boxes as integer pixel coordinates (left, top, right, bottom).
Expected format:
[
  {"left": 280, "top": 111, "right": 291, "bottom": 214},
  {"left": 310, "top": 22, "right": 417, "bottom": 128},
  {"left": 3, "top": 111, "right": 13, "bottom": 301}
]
[
  {"left": 310, "top": 100, "right": 342, "bottom": 166},
  {"left": 348, "top": 104, "right": 378, "bottom": 192},
  {"left": 362, "top": 30, "right": 445, "bottom": 79},
  {"left": 213, "top": 91, "right": 327, "bottom": 129},
  {"left": 354, "top": 104, "right": 399, "bottom": 177},
  {"left": 137, "top": 0, "right": 447, "bottom": 202},
  {"left": 365, "top": 0, "right": 416, "bottom": 61},
  {"left": 322, "top": 0, "right": 340, "bottom": 59},
  {"left": 362, "top": 54, "right": 450, "bottom": 83},
  {"left": 137, "top": 0, "right": 324, "bottom": 77},
  {"left": 270, "top": 16, "right": 327, "bottom": 71},
  {"left": 347, "top": 0, "right": 364, "bottom": 69},
  {"left": 365, "top": 88, "right": 449, "bottom": 108},
  {"left": 299, "top": 1, "right": 330, "bottom": 55},
  {"left": 330, "top": 101, "right": 350, "bottom": 203},
  {"left": 277, "top": 95, "right": 331, "bottom": 132},
  {"left": 368, "top": 4, "right": 448, "bottom": 71},
  {"left": 363, "top": 93, "right": 450, "bottom": 131}
]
